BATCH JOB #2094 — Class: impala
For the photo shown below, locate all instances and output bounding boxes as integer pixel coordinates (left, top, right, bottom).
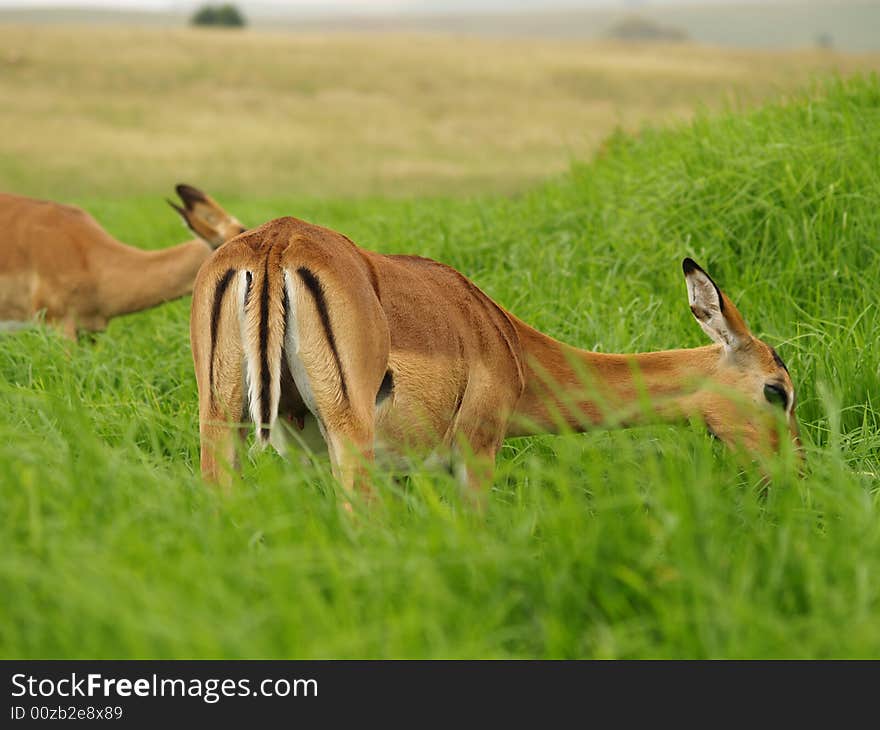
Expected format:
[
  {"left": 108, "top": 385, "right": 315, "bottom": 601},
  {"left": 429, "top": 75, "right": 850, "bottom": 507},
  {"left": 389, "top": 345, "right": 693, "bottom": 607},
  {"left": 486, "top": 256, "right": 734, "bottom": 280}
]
[
  {"left": 192, "top": 216, "right": 800, "bottom": 497},
  {"left": 0, "top": 184, "right": 245, "bottom": 339}
]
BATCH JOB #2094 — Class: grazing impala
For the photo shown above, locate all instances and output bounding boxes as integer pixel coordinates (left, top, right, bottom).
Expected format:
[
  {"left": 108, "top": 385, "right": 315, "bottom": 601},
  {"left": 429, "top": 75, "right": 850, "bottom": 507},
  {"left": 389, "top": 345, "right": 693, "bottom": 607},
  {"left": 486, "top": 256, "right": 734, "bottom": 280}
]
[
  {"left": 0, "top": 185, "right": 245, "bottom": 339},
  {"left": 192, "top": 216, "right": 800, "bottom": 496}
]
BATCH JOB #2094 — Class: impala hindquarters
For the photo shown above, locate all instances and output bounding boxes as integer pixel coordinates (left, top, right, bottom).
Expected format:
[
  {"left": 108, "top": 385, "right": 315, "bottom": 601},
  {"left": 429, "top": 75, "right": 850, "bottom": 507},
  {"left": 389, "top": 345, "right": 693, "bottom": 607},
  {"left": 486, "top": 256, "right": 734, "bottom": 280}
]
[{"left": 191, "top": 217, "right": 527, "bottom": 497}]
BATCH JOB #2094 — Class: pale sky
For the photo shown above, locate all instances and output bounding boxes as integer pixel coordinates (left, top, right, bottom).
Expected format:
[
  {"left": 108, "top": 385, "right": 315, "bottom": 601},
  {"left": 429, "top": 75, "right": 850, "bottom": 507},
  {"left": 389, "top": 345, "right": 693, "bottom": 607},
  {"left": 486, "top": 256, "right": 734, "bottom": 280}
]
[{"left": 0, "top": 0, "right": 777, "bottom": 9}]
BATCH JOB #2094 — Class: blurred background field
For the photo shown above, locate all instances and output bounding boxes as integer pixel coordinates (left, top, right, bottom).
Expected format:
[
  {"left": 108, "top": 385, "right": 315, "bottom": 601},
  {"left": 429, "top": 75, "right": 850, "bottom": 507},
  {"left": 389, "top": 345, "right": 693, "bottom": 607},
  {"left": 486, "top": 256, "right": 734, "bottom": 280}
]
[
  {"left": 1, "top": 1, "right": 879, "bottom": 658},
  {"left": 1, "top": 23, "right": 879, "bottom": 200},
  {"left": 4, "top": 0, "right": 880, "bottom": 51}
]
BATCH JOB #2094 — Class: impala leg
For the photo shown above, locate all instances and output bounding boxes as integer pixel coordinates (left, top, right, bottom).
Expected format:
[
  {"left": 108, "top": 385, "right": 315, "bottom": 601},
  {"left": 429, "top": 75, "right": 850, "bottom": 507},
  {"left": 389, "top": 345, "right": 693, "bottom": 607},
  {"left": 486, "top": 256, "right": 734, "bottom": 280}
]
[
  {"left": 325, "top": 423, "right": 377, "bottom": 504},
  {"left": 287, "top": 349, "right": 383, "bottom": 506},
  {"left": 450, "top": 387, "right": 512, "bottom": 509},
  {"left": 198, "top": 365, "right": 246, "bottom": 491},
  {"left": 200, "top": 418, "right": 238, "bottom": 489},
  {"left": 285, "top": 347, "right": 382, "bottom": 505},
  {"left": 196, "top": 301, "right": 246, "bottom": 489},
  {"left": 60, "top": 314, "right": 79, "bottom": 341},
  {"left": 293, "top": 334, "right": 383, "bottom": 505},
  {"left": 287, "top": 265, "right": 390, "bottom": 508},
  {"left": 454, "top": 438, "right": 501, "bottom": 512},
  {"left": 191, "top": 268, "right": 246, "bottom": 491}
]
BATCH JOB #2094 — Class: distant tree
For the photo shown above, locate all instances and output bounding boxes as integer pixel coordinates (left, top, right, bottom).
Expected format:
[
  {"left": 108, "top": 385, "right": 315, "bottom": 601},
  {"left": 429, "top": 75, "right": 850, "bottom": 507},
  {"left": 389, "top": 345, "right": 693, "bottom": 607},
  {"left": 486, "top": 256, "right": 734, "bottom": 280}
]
[
  {"left": 606, "top": 16, "right": 689, "bottom": 43},
  {"left": 192, "top": 6, "right": 218, "bottom": 26},
  {"left": 191, "top": 3, "right": 246, "bottom": 28},
  {"left": 215, "top": 4, "right": 246, "bottom": 27},
  {"left": 815, "top": 32, "right": 834, "bottom": 50}
]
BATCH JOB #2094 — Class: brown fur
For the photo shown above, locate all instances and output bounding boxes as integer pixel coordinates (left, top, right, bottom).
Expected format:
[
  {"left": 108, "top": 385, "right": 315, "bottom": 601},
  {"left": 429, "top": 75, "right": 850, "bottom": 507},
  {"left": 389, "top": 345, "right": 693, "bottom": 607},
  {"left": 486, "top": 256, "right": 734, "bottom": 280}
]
[
  {"left": 192, "top": 218, "right": 800, "bottom": 499},
  {"left": 0, "top": 185, "right": 244, "bottom": 338}
]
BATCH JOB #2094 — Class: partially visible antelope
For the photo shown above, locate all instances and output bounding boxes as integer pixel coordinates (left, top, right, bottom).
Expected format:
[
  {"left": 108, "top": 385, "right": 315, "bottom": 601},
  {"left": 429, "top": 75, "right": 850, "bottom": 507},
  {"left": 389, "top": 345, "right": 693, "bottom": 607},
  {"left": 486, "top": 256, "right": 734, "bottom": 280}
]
[
  {"left": 0, "top": 185, "right": 245, "bottom": 339},
  {"left": 192, "top": 216, "right": 800, "bottom": 498}
]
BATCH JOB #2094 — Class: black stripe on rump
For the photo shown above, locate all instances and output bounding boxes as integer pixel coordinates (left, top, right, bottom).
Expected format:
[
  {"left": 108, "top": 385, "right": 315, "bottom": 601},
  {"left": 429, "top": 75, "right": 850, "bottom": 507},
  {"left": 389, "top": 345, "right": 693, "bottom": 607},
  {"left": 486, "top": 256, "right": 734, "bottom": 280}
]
[
  {"left": 209, "top": 268, "right": 236, "bottom": 404},
  {"left": 281, "top": 277, "right": 290, "bottom": 355},
  {"left": 259, "top": 259, "right": 272, "bottom": 439},
  {"left": 296, "top": 267, "right": 349, "bottom": 401}
]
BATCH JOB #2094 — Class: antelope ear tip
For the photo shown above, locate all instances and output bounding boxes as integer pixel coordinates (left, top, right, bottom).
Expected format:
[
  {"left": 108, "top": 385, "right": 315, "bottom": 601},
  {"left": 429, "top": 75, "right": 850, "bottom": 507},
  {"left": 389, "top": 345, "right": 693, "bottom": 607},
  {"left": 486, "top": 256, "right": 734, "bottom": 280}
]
[
  {"left": 682, "top": 257, "right": 700, "bottom": 275},
  {"left": 175, "top": 183, "right": 207, "bottom": 205}
]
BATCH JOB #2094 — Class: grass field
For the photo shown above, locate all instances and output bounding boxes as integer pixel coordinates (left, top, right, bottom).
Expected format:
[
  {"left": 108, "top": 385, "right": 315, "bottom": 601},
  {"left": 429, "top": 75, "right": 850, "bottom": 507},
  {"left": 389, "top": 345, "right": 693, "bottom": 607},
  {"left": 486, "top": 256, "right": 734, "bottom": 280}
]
[
  {"left": 1, "top": 73, "right": 879, "bottom": 658},
  {"left": 1, "top": 26, "right": 879, "bottom": 201}
]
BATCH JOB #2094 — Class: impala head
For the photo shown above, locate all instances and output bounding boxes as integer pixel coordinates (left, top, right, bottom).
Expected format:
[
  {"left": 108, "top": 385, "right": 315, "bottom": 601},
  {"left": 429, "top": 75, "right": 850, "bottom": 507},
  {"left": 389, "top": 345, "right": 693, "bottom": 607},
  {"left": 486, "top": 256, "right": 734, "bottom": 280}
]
[
  {"left": 168, "top": 183, "right": 246, "bottom": 249},
  {"left": 682, "top": 258, "right": 800, "bottom": 457}
]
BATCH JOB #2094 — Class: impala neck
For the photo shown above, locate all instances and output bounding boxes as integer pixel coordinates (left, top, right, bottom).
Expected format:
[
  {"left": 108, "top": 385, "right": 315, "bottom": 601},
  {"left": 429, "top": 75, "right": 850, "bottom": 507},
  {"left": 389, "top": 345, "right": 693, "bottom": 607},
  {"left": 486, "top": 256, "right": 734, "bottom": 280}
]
[
  {"left": 97, "top": 239, "right": 214, "bottom": 318},
  {"left": 508, "top": 318, "right": 720, "bottom": 437}
]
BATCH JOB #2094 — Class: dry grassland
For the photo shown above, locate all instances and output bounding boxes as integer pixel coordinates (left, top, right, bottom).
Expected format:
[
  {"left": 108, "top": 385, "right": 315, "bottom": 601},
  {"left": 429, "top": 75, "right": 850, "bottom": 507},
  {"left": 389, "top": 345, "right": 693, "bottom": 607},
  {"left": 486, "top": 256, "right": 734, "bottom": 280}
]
[{"left": 1, "top": 25, "right": 878, "bottom": 199}]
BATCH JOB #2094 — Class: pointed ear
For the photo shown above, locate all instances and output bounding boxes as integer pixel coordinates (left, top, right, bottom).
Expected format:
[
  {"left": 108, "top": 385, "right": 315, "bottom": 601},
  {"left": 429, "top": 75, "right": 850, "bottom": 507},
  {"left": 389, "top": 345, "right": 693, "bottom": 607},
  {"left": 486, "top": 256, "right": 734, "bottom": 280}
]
[
  {"left": 682, "top": 258, "right": 751, "bottom": 350},
  {"left": 168, "top": 183, "right": 241, "bottom": 249},
  {"left": 175, "top": 184, "right": 208, "bottom": 207}
]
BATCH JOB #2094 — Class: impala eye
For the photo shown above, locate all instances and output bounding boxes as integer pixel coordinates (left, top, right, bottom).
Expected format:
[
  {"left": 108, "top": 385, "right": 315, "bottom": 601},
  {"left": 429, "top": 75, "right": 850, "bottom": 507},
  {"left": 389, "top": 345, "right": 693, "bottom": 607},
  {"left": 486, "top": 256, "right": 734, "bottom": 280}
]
[{"left": 763, "top": 383, "right": 788, "bottom": 410}]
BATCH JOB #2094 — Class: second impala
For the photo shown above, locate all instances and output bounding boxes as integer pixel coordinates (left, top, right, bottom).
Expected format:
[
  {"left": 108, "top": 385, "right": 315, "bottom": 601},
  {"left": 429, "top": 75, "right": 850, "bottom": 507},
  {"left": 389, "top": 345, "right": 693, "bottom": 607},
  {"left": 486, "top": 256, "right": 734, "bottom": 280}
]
[{"left": 0, "top": 184, "right": 245, "bottom": 338}]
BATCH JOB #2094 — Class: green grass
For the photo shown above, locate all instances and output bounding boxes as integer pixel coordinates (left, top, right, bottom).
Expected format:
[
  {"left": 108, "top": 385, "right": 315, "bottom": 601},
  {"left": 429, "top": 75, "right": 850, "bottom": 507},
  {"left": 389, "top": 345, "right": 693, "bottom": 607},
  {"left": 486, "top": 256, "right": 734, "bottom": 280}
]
[{"left": 2, "top": 76, "right": 879, "bottom": 658}]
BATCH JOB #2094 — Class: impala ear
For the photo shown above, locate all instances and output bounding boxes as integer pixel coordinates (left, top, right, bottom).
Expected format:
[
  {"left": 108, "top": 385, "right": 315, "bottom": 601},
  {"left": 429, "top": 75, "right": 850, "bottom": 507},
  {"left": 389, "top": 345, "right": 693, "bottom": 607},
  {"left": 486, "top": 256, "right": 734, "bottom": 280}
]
[
  {"left": 682, "top": 258, "right": 751, "bottom": 350},
  {"left": 168, "top": 183, "right": 241, "bottom": 249},
  {"left": 175, "top": 184, "right": 208, "bottom": 207}
]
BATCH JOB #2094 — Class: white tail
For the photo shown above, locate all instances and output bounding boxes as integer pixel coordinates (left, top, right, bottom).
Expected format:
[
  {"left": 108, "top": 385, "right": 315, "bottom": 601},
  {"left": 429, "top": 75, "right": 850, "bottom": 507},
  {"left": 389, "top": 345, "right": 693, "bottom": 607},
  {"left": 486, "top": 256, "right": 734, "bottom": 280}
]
[{"left": 241, "top": 261, "right": 286, "bottom": 446}]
